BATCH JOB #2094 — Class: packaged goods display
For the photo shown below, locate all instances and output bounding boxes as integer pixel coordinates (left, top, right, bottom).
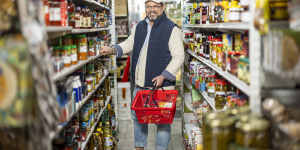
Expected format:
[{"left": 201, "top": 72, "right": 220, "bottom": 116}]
[
  {"left": 183, "top": 0, "right": 249, "bottom": 25},
  {"left": 53, "top": 91, "right": 117, "bottom": 150},
  {"left": 186, "top": 58, "right": 248, "bottom": 111},
  {"left": 55, "top": 64, "right": 108, "bottom": 124},
  {"left": 184, "top": 30, "right": 250, "bottom": 84},
  {"left": 50, "top": 31, "right": 111, "bottom": 73},
  {"left": 43, "top": 0, "right": 111, "bottom": 28}
]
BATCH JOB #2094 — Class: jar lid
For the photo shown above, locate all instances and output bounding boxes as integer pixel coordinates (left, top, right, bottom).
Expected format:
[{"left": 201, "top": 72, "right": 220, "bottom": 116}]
[{"left": 72, "top": 45, "right": 77, "bottom": 49}]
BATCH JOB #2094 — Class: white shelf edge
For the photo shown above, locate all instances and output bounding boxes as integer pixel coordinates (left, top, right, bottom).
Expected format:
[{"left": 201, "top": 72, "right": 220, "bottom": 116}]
[
  {"left": 81, "top": 95, "right": 112, "bottom": 150},
  {"left": 84, "top": 0, "right": 110, "bottom": 10},
  {"left": 199, "top": 91, "right": 216, "bottom": 111},
  {"left": 183, "top": 22, "right": 250, "bottom": 30},
  {"left": 46, "top": 26, "right": 73, "bottom": 32},
  {"left": 71, "top": 27, "right": 110, "bottom": 33},
  {"left": 49, "top": 71, "right": 108, "bottom": 140},
  {"left": 186, "top": 49, "right": 251, "bottom": 96},
  {"left": 53, "top": 55, "right": 102, "bottom": 81}
]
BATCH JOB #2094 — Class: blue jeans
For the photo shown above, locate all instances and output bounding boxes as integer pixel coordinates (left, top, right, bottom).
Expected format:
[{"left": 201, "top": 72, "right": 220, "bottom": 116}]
[{"left": 131, "top": 86, "right": 171, "bottom": 150}]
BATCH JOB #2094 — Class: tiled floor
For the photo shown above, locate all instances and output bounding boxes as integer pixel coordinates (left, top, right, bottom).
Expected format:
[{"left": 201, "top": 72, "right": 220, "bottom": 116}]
[{"left": 117, "top": 100, "right": 184, "bottom": 150}]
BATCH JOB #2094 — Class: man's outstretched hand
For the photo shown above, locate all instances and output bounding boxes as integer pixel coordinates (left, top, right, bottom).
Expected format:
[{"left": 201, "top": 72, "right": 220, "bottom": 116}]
[
  {"left": 100, "top": 46, "right": 115, "bottom": 55},
  {"left": 152, "top": 75, "right": 165, "bottom": 87}
]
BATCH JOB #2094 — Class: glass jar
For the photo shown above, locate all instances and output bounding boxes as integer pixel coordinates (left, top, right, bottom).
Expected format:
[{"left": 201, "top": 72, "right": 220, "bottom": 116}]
[
  {"left": 75, "top": 7, "right": 81, "bottom": 28},
  {"left": 206, "top": 75, "right": 216, "bottom": 97},
  {"left": 68, "top": 2, "right": 75, "bottom": 27},
  {"left": 228, "top": 0, "right": 243, "bottom": 22},
  {"left": 217, "top": 44, "right": 224, "bottom": 68},
  {"left": 63, "top": 35, "right": 73, "bottom": 46},
  {"left": 235, "top": 118, "right": 270, "bottom": 149},
  {"left": 71, "top": 45, "right": 78, "bottom": 65},
  {"left": 86, "top": 76, "right": 93, "bottom": 93},
  {"left": 88, "top": 36, "right": 95, "bottom": 57},
  {"left": 215, "top": 80, "right": 226, "bottom": 110},
  {"left": 63, "top": 46, "right": 71, "bottom": 67},
  {"left": 269, "top": 0, "right": 288, "bottom": 21},
  {"left": 76, "top": 34, "right": 88, "bottom": 60},
  {"left": 205, "top": 117, "right": 235, "bottom": 150},
  {"left": 49, "top": 0, "right": 67, "bottom": 26}
]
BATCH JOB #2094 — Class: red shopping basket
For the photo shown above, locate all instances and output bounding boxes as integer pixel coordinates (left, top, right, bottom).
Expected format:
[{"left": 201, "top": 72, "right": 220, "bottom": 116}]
[{"left": 131, "top": 89, "right": 178, "bottom": 124}]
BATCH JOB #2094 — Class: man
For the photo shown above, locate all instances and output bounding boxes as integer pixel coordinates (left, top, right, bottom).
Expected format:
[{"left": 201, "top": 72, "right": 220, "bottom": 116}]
[{"left": 100, "top": 0, "right": 184, "bottom": 149}]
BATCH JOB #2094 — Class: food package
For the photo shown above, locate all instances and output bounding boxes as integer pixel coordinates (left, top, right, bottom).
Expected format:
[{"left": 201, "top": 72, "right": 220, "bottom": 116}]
[{"left": 0, "top": 34, "right": 35, "bottom": 127}]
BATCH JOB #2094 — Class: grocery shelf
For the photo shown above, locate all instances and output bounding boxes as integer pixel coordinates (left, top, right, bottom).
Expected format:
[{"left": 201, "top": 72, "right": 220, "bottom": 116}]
[
  {"left": 187, "top": 49, "right": 251, "bottom": 96},
  {"left": 49, "top": 71, "right": 109, "bottom": 140},
  {"left": 81, "top": 95, "right": 112, "bottom": 150},
  {"left": 53, "top": 55, "right": 102, "bottom": 82},
  {"left": 82, "top": 0, "right": 110, "bottom": 10},
  {"left": 183, "top": 22, "right": 249, "bottom": 30},
  {"left": 183, "top": 78, "right": 216, "bottom": 111},
  {"left": 72, "top": 27, "right": 110, "bottom": 34},
  {"left": 46, "top": 26, "right": 73, "bottom": 32}
]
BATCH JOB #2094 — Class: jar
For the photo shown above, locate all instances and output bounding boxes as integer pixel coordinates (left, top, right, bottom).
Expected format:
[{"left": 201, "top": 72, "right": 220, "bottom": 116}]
[
  {"left": 63, "top": 46, "right": 71, "bottom": 67},
  {"left": 216, "top": 44, "right": 224, "bottom": 68},
  {"left": 86, "top": 77, "right": 93, "bottom": 93},
  {"left": 269, "top": 0, "right": 288, "bottom": 21},
  {"left": 76, "top": 34, "right": 88, "bottom": 60},
  {"left": 222, "top": 0, "right": 230, "bottom": 22},
  {"left": 48, "top": 0, "right": 67, "bottom": 26},
  {"left": 203, "top": 112, "right": 230, "bottom": 150},
  {"left": 215, "top": 80, "right": 227, "bottom": 110},
  {"left": 68, "top": 2, "right": 75, "bottom": 27},
  {"left": 71, "top": 45, "right": 78, "bottom": 65},
  {"left": 88, "top": 36, "right": 95, "bottom": 57},
  {"left": 206, "top": 117, "right": 235, "bottom": 150},
  {"left": 63, "top": 35, "right": 73, "bottom": 46},
  {"left": 75, "top": 7, "right": 81, "bottom": 28},
  {"left": 230, "top": 52, "right": 240, "bottom": 76},
  {"left": 235, "top": 118, "right": 270, "bottom": 149},
  {"left": 228, "top": 0, "right": 243, "bottom": 22},
  {"left": 206, "top": 75, "right": 216, "bottom": 97}
]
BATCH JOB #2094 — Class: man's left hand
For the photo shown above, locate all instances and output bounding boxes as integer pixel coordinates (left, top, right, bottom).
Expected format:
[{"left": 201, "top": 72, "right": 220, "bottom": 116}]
[{"left": 152, "top": 75, "right": 165, "bottom": 87}]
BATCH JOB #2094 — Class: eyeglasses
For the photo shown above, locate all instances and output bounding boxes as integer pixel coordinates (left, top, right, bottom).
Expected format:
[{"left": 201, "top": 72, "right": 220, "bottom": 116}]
[{"left": 146, "top": 5, "right": 161, "bottom": 10}]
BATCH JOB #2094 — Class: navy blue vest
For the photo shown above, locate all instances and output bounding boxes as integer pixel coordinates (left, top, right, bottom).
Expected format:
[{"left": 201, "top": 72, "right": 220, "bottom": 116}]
[{"left": 131, "top": 13, "right": 176, "bottom": 87}]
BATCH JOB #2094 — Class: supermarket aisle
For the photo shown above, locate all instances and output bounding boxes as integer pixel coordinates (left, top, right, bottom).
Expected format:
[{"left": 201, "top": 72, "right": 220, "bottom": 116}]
[{"left": 118, "top": 100, "right": 183, "bottom": 150}]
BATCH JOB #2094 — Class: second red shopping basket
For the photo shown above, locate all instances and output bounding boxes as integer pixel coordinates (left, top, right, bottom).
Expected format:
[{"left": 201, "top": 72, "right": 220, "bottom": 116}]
[{"left": 131, "top": 89, "right": 178, "bottom": 124}]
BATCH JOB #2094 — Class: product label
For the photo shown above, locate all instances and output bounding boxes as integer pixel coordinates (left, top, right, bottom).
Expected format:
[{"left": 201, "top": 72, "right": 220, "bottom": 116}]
[
  {"left": 63, "top": 56, "right": 71, "bottom": 65},
  {"left": 80, "top": 46, "right": 88, "bottom": 53},
  {"left": 212, "top": 50, "right": 217, "bottom": 59},
  {"left": 49, "top": 8, "right": 61, "bottom": 21},
  {"left": 215, "top": 91, "right": 226, "bottom": 96},
  {"left": 104, "top": 137, "right": 113, "bottom": 147},
  {"left": 229, "top": 12, "right": 240, "bottom": 21},
  {"left": 87, "top": 84, "right": 92, "bottom": 92},
  {"left": 72, "top": 53, "right": 77, "bottom": 62}
]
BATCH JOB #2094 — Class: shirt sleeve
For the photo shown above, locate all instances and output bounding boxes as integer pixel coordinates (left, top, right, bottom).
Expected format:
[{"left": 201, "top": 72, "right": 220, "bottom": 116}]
[
  {"left": 161, "top": 27, "right": 185, "bottom": 81},
  {"left": 114, "top": 25, "right": 137, "bottom": 58}
]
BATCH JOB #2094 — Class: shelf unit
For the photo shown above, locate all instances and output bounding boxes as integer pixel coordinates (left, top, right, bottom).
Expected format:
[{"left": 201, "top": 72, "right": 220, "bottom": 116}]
[
  {"left": 46, "top": 26, "right": 73, "bottom": 32},
  {"left": 182, "top": 0, "right": 262, "bottom": 114},
  {"left": 82, "top": 0, "right": 110, "bottom": 10},
  {"left": 186, "top": 49, "right": 251, "bottom": 96},
  {"left": 72, "top": 27, "right": 111, "bottom": 34},
  {"left": 183, "top": 22, "right": 249, "bottom": 31},
  {"left": 81, "top": 95, "right": 112, "bottom": 150},
  {"left": 49, "top": 71, "right": 109, "bottom": 140},
  {"left": 53, "top": 55, "right": 103, "bottom": 81}
]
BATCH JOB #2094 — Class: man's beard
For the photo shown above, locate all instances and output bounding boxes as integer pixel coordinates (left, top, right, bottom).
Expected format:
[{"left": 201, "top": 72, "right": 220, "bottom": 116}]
[{"left": 147, "top": 12, "right": 159, "bottom": 21}]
